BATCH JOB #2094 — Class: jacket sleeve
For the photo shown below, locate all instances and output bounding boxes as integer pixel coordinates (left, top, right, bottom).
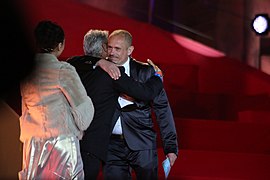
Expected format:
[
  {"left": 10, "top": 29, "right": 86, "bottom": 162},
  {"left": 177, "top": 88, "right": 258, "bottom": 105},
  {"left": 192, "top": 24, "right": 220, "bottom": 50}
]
[
  {"left": 146, "top": 65, "right": 179, "bottom": 155},
  {"left": 67, "top": 56, "right": 100, "bottom": 78},
  {"left": 113, "top": 67, "right": 163, "bottom": 101},
  {"left": 153, "top": 89, "right": 179, "bottom": 156},
  {"left": 144, "top": 63, "right": 178, "bottom": 155},
  {"left": 59, "top": 62, "right": 94, "bottom": 132}
]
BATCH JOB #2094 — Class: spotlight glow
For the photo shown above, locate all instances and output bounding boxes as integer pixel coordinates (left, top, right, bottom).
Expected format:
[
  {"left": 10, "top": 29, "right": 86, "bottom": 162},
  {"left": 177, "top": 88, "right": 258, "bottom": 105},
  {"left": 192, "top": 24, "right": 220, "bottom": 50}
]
[{"left": 252, "top": 14, "right": 269, "bottom": 35}]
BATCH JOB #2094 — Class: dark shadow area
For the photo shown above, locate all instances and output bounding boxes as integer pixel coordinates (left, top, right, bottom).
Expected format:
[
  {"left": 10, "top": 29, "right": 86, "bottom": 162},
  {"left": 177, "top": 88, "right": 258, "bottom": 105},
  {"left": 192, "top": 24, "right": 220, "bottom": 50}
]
[{"left": 0, "top": 0, "right": 35, "bottom": 114}]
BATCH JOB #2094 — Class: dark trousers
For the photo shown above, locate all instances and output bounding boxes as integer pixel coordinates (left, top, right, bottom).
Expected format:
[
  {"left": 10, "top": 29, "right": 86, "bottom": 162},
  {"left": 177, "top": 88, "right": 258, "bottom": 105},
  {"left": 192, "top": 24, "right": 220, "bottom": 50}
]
[
  {"left": 81, "top": 151, "right": 102, "bottom": 180},
  {"left": 103, "top": 136, "right": 158, "bottom": 180}
]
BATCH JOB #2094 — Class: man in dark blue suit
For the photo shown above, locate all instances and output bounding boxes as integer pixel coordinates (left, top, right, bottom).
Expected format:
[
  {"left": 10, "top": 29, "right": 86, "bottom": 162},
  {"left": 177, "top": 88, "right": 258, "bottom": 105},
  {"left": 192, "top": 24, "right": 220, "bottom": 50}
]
[
  {"left": 68, "top": 29, "right": 164, "bottom": 179},
  {"left": 103, "top": 29, "right": 178, "bottom": 180}
]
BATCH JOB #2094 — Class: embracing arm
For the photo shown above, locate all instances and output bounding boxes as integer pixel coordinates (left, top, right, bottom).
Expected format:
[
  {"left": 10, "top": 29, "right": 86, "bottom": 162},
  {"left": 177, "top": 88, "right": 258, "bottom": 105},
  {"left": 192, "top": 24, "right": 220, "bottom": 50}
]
[
  {"left": 148, "top": 59, "right": 178, "bottom": 164},
  {"left": 113, "top": 67, "right": 163, "bottom": 101},
  {"left": 153, "top": 90, "right": 179, "bottom": 166},
  {"left": 96, "top": 59, "right": 121, "bottom": 80}
]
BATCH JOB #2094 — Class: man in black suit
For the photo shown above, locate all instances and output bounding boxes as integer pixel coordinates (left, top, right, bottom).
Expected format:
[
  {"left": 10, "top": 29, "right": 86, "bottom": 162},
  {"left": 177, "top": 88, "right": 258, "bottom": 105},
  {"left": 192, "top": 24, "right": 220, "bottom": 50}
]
[
  {"left": 67, "top": 29, "right": 164, "bottom": 179},
  {"left": 103, "top": 29, "right": 178, "bottom": 180}
]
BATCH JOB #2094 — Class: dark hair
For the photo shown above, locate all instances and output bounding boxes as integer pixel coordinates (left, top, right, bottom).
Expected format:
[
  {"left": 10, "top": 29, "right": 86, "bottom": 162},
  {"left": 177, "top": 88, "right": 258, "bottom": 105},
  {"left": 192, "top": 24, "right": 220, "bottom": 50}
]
[{"left": 34, "top": 20, "right": 64, "bottom": 53}]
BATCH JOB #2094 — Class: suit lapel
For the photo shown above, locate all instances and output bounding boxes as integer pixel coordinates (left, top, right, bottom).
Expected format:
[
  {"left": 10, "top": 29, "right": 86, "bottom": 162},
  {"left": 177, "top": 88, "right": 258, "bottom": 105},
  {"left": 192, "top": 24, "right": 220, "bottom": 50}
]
[{"left": 129, "top": 57, "right": 138, "bottom": 80}]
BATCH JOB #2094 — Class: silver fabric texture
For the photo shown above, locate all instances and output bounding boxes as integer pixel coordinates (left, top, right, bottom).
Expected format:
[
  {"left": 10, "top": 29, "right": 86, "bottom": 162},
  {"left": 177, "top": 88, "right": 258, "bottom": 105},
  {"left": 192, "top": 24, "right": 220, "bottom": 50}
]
[{"left": 18, "top": 135, "right": 84, "bottom": 180}]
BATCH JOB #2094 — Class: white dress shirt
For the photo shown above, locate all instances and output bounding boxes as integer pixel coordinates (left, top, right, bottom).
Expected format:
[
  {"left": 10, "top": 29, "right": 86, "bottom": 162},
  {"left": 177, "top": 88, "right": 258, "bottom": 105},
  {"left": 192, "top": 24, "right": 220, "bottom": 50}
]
[{"left": 112, "top": 57, "right": 133, "bottom": 135}]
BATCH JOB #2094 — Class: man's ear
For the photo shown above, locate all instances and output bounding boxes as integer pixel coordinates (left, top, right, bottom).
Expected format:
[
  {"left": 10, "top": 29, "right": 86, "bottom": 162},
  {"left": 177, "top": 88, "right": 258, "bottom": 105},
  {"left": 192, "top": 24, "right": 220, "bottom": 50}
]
[{"left": 128, "top": 46, "right": 134, "bottom": 56}]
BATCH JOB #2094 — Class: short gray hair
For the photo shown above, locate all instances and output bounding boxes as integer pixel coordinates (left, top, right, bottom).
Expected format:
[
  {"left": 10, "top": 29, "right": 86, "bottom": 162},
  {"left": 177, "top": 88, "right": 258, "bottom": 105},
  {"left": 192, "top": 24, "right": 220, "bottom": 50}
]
[
  {"left": 109, "top": 29, "right": 132, "bottom": 47},
  {"left": 83, "top": 29, "right": 109, "bottom": 57}
]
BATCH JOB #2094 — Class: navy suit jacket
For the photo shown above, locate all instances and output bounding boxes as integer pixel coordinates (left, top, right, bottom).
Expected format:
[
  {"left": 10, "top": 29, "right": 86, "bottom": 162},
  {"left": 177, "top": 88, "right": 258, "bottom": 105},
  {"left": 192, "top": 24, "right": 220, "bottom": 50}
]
[
  {"left": 112, "top": 57, "right": 178, "bottom": 155},
  {"left": 67, "top": 55, "right": 163, "bottom": 161}
]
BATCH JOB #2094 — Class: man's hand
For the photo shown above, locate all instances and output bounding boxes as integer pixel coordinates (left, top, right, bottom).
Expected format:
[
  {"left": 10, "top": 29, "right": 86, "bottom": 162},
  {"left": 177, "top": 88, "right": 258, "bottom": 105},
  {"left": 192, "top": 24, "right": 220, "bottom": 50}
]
[
  {"left": 167, "top": 153, "right": 177, "bottom": 166},
  {"left": 96, "top": 59, "right": 121, "bottom": 80},
  {"left": 147, "top": 59, "right": 163, "bottom": 80}
]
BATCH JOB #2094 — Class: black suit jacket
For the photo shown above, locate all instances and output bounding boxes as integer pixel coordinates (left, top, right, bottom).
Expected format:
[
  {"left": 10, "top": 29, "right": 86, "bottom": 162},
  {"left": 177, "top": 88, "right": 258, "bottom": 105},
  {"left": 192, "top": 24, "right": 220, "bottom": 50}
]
[
  {"left": 112, "top": 57, "right": 178, "bottom": 155},
  {"left": 67, "top": 55, "right": 163, "bottom": 162}
]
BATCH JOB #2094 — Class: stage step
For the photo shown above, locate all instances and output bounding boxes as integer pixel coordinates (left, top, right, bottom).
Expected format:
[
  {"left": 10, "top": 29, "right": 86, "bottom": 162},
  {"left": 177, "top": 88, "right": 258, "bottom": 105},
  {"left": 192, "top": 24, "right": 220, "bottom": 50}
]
[
  {"left": 157, "top": 149, "right": 270, "bottom": 180},
  {"left": 156, "top": 118, "right": 270, "bottom": 154}
]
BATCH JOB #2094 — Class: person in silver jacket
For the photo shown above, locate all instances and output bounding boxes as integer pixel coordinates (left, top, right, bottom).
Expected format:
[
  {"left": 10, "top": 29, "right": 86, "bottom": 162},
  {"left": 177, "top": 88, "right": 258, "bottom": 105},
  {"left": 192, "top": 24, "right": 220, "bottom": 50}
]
[{"left": 18, "top": 20, "right": 94, "bottom": 180}]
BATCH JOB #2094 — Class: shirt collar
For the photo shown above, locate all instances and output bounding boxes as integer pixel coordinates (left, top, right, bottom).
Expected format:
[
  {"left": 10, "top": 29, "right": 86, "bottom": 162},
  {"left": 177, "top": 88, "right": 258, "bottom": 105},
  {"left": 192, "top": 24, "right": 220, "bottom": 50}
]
[{"left": 122, "top": 57, "right": 130, "bottom": 76}]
